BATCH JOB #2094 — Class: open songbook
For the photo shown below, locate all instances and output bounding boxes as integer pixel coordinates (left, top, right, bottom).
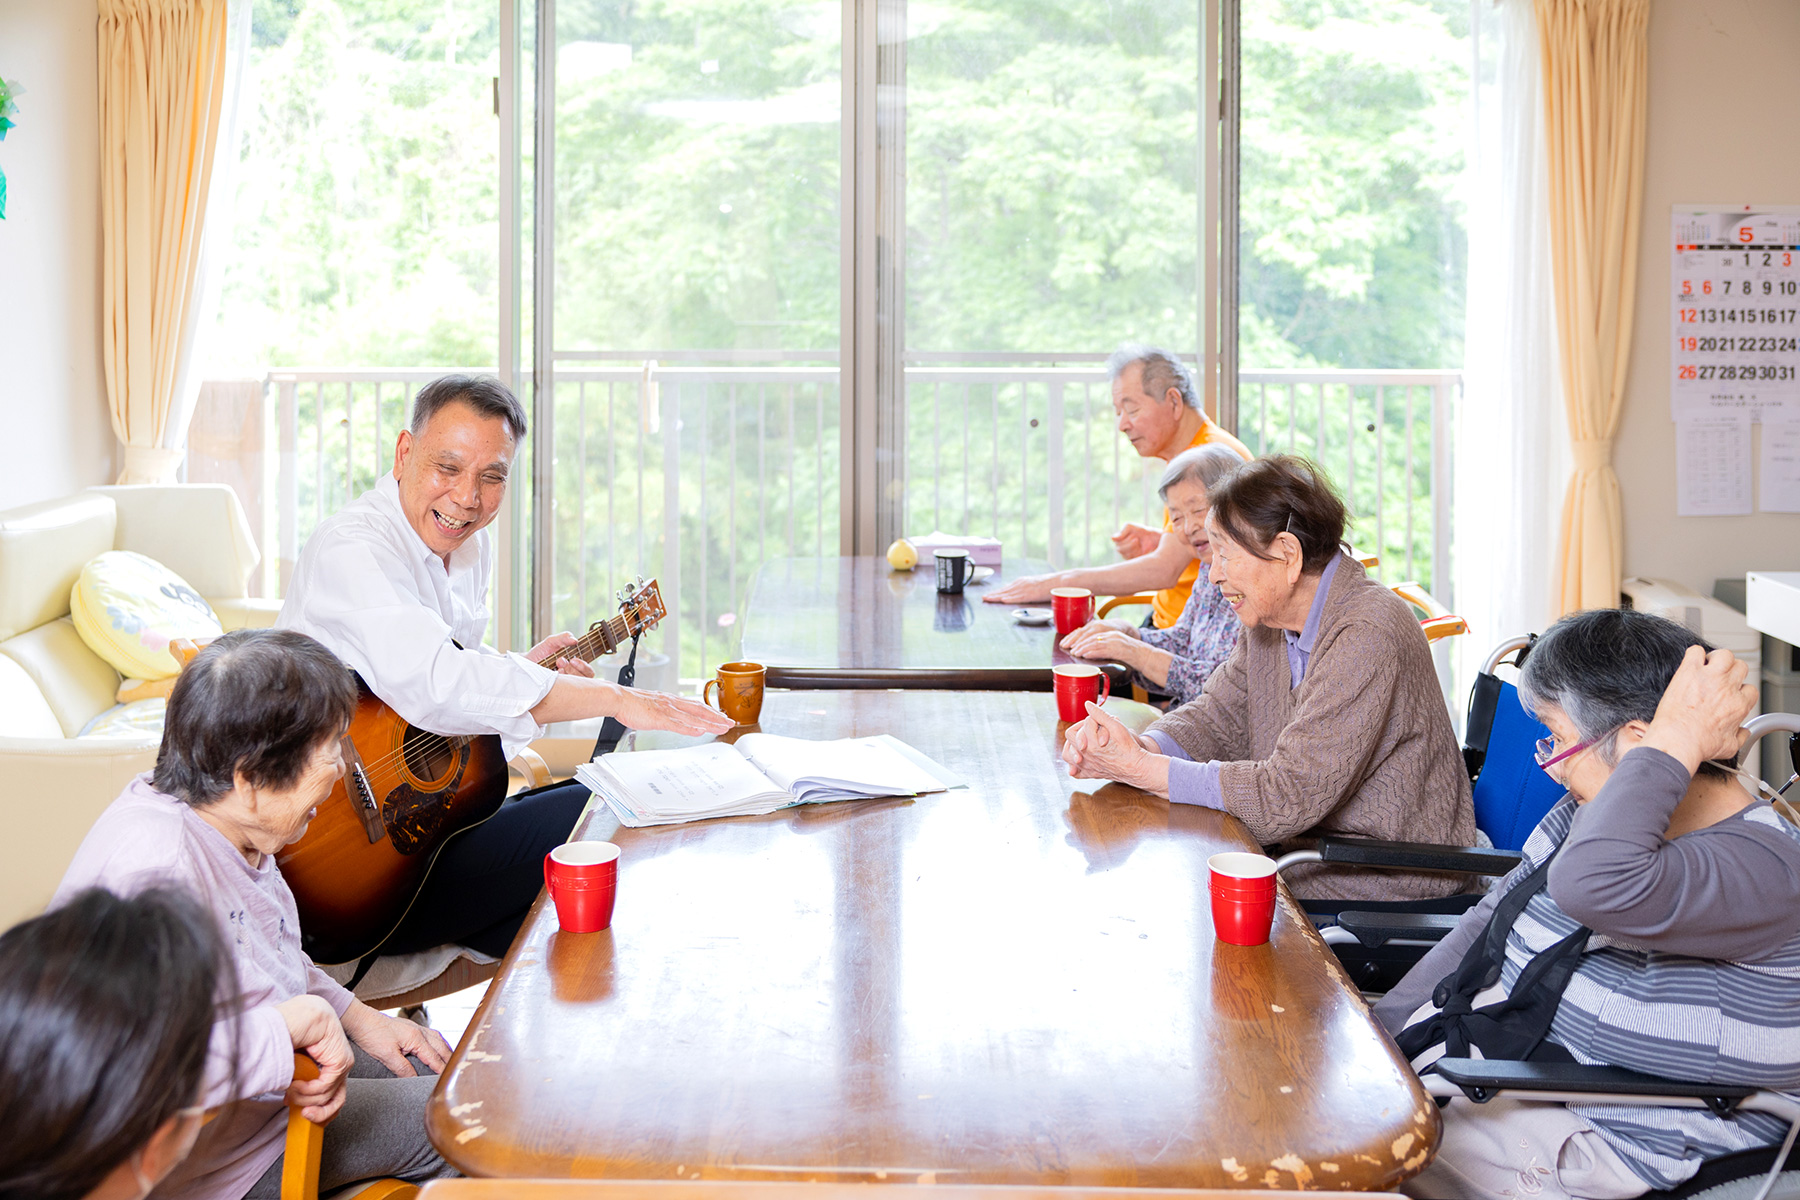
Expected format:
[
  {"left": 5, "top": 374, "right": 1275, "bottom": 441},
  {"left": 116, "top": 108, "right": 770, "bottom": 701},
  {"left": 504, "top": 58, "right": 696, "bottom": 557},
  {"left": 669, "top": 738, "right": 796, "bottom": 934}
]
[{"left": 574, "top": 733, "right": 956, "bottom": 828}]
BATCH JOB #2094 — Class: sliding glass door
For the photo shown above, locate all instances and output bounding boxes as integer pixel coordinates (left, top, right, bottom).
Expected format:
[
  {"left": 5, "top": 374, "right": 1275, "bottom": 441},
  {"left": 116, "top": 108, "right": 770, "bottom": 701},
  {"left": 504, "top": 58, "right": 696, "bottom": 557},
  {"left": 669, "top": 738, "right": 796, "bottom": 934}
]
[
  {"left": 894, "top": 0, "right": 1207, "bottom": 570},
  {"left": 536, "top": 0, "right": 1219, "bottom": 682},
  {"left": 1235, "top": 0, "right": 1474, "bottom": 593},
  {"left": 542, "top": 0, "right": 844, "bottom": 682},
  {"left": 193, "top": 0, "right": 1480, "bottom": 688}
]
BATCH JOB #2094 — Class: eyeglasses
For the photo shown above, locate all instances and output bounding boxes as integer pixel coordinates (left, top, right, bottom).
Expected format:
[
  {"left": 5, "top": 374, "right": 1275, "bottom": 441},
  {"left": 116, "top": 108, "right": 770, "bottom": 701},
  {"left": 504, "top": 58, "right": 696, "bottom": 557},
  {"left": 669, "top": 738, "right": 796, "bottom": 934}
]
[
  {"left": 1534, "top": 726, "right": 1789, "bottom": 801},
  {"left": 1534, "top": 726, "right": 1623, "bottom": 773}
]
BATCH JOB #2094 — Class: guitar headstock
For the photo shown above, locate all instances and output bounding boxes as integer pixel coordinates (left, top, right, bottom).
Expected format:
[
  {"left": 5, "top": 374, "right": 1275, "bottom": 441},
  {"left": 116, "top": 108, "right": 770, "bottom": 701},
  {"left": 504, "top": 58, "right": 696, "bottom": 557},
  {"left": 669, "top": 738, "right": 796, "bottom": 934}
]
[{"left": 620, "top": 578, "right": 665, "bottom": 635}]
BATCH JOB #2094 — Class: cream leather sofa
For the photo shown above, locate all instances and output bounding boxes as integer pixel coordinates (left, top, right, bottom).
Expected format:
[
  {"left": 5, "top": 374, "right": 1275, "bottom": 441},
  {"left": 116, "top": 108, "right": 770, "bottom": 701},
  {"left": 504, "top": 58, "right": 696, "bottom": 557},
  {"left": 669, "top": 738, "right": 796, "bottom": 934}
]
[{"left": 0, "top": 484, "right": 277, "bottom": 928}]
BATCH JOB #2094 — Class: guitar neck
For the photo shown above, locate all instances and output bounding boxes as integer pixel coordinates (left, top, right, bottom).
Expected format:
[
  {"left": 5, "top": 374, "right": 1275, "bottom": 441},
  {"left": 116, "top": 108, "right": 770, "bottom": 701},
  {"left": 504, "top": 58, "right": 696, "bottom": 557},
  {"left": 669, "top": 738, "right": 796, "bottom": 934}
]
[{"left": 534, "top": 613, "right": 633, "bottom": 668}]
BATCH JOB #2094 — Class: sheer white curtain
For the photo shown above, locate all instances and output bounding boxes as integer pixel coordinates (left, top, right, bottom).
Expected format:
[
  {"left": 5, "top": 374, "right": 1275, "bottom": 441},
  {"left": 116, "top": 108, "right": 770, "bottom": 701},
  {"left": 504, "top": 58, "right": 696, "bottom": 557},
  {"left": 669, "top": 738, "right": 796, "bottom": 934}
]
[
  {"left": 1453, "top": 0, "right": 1569, "bottom": 691},
  {"left": 170, "top": 0, "right": 253, "bottom": 476}
]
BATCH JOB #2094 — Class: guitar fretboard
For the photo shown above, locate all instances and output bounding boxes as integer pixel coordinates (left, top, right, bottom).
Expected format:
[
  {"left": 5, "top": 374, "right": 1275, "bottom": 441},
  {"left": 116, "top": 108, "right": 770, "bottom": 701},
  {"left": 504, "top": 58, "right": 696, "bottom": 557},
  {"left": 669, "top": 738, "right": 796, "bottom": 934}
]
[{"left": 530, "top": 589, "right": 660, "bottom": 668}]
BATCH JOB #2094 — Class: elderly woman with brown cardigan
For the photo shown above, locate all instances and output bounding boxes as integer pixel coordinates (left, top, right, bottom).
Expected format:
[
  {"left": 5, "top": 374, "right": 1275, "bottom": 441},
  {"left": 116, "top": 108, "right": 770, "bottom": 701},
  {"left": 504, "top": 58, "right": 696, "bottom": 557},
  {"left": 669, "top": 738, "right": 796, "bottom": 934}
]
[{"left": 1061, "top": 455, "right": 1474, "bottom": 901}]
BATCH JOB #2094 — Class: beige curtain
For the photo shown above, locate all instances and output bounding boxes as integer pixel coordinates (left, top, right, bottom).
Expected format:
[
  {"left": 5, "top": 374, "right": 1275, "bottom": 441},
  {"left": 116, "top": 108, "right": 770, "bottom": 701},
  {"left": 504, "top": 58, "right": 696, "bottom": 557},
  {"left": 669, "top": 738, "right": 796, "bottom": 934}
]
[
  {"left": 98, "top": 0, "right": 232, "bottom": 485},
  {"left": 1535, "top": 0, "right": 1649, "bottom": 614}
]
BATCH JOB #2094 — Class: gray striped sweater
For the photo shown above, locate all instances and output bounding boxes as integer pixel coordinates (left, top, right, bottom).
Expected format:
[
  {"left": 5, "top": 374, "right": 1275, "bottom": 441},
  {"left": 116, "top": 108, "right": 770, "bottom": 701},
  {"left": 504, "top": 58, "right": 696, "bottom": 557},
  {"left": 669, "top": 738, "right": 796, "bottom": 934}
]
[{"left": 1375, "top": 747, "right": 1800, "bottom": 1190}]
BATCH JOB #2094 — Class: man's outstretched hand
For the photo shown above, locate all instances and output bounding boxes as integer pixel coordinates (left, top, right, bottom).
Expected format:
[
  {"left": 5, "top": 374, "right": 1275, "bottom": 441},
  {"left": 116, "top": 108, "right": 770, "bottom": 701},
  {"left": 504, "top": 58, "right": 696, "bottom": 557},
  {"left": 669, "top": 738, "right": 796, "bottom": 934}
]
[{"left": 610, "top": 686, "right": 736, "bottom": 736}]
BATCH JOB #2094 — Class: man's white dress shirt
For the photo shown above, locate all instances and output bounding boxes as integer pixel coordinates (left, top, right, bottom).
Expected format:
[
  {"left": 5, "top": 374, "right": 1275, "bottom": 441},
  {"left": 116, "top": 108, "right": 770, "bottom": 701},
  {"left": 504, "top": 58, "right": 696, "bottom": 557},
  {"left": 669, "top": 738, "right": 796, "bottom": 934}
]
[{"left": 277, "top": 474, "right": 556, "bottom": 759}]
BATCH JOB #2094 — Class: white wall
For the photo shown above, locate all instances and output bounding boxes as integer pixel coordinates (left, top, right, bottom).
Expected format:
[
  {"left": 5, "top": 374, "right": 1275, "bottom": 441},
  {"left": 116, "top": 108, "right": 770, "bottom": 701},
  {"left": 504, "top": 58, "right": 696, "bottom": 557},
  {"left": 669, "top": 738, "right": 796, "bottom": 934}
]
[
  {"left": 1615, "top": 0, "right": 1800, "bottom": 594},
  {"left": 0, "top": 0, "right": 112, "bottom": 511}
]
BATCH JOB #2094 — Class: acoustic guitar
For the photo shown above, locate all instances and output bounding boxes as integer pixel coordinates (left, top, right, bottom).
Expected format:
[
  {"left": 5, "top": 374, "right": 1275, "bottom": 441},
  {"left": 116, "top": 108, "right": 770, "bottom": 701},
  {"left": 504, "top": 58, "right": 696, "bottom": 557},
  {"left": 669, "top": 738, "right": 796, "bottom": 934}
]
[{"left": 274, "top": 579, "right": 667, "bottom": 965}]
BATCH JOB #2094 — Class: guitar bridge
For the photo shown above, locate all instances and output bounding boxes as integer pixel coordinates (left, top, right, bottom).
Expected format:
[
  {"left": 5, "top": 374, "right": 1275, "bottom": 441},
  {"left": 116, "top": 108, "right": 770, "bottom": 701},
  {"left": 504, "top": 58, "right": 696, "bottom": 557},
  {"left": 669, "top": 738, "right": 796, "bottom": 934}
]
[{"left": 342, "top": 735, "right": 384, "bottom": 844}]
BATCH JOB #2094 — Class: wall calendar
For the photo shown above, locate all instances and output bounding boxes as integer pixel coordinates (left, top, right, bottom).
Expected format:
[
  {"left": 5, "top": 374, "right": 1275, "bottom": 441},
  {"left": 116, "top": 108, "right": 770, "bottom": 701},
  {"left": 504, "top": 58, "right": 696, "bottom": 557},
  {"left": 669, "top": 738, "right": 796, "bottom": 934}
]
[{"left": 1672, "top": 205, "right": 1800, "bottom": 422}]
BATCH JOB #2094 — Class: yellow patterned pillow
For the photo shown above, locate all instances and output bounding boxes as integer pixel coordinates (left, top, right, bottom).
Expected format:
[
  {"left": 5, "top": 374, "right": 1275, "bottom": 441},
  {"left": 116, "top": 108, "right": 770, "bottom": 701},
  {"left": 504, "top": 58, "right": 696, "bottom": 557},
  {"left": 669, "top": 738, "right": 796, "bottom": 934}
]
[
  {"left": 70, "top": 551, "right": 223, "bottom": 681},
  {"left": 79, "top": 698, "right": 168, "bottom": 740}
]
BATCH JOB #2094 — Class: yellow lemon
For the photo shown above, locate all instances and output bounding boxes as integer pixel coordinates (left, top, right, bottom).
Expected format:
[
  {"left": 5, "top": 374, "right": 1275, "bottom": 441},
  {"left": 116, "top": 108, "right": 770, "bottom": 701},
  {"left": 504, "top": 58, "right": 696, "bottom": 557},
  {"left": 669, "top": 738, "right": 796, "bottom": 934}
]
[{"left": 886, "top": 538, "right": 919, "bottom": 570}]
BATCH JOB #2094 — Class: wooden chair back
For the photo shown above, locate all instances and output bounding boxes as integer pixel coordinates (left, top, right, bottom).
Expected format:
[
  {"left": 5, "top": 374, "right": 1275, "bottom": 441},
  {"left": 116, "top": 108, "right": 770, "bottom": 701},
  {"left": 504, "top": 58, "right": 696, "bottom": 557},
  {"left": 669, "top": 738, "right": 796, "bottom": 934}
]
[{"left": 285, "top": 1054, "right": 419, "bottom": 1200}]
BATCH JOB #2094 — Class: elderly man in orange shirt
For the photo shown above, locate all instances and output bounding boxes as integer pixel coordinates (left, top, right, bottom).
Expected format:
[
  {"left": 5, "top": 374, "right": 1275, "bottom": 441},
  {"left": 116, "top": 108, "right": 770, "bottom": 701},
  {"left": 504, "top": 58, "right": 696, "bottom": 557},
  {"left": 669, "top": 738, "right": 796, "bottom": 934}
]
[{"left": 985, "top": 343, "right": 1251, "bottom": 628}]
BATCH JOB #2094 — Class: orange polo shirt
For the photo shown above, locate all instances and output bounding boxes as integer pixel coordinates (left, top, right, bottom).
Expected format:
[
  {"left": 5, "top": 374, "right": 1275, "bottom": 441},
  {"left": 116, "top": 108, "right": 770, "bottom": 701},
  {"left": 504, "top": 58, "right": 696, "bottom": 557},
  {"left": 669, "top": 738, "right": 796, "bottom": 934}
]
[{"left": 1151, "top": 417, "right": 1254, "bottom": 629}]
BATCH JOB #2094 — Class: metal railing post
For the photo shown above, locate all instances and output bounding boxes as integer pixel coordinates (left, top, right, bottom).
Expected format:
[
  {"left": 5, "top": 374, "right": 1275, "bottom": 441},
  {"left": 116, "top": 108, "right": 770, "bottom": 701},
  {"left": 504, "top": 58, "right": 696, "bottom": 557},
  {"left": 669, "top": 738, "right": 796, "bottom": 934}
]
[
  {"left": 661, "top": 380, "right": 683, "bottom": 687},
  {"left": 277, "top": 377, "right": 298, "bottom": 594},
  {"left": 1047, "top": 380, "right": 1065, "bottom": 568},
  {"left": 1432, "top": 379, "right": 1454, "bottom": 607}
]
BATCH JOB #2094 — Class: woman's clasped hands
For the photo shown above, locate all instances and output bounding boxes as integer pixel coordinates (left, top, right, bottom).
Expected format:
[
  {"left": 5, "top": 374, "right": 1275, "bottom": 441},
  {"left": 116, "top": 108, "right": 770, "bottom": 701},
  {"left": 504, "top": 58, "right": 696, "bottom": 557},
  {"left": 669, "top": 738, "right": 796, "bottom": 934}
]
[{"left": 1061, "top": 701, "right": 1172, "bottom": 797}]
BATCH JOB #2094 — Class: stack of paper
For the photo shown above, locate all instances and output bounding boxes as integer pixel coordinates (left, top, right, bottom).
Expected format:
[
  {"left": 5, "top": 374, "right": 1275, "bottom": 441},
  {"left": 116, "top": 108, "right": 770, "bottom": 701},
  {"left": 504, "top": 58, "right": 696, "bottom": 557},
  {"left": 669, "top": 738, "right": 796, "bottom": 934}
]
[{"left": 575, "top": 733, "right": 953, "bottom": 828}]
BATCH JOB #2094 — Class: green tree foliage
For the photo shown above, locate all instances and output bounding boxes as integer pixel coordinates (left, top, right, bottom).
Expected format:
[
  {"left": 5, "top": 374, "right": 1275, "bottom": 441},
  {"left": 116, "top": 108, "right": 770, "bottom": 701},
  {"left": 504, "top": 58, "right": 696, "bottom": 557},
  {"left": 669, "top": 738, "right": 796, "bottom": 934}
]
[
  {"left": 904, "top": 1, "right": 1204, "bottom": 352},
  {"left": 213, "top": 0, "right": 500, "bottom": 371},
  {"left": 1240, "top": 0, "right": 1469, "bottom": 370},
  {"left": 220, "top": 0, "right": 1469, "bottom": 676}
]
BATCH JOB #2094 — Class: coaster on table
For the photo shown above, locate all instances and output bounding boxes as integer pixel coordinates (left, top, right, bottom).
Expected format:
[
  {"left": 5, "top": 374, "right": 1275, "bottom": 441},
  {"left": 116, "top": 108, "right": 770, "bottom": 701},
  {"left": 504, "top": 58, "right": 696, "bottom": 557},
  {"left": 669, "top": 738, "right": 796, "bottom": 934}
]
[{"left": 1012, "top": 608, "right": 1052, "bottom": 626}]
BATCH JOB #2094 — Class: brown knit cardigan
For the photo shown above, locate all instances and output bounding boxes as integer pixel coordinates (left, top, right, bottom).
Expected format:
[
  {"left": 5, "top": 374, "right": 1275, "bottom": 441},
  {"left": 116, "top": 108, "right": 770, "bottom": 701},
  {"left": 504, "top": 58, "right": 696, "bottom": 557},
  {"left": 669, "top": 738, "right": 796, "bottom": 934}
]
[{"left": 1148, "top": 555, "right": 1475, "bottom": 901}]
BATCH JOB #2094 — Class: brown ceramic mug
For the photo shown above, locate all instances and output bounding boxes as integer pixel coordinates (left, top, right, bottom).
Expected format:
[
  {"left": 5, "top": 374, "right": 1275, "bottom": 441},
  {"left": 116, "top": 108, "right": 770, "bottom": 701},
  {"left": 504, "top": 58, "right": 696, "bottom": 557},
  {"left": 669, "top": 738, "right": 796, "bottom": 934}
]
[{"left": 703, "top": 661, "right": 766, "bottom": 725}]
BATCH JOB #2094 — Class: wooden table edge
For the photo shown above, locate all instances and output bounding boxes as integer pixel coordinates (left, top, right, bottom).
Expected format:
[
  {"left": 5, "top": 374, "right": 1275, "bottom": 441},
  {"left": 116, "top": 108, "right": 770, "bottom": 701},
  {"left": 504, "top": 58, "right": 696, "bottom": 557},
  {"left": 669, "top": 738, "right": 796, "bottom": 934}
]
[
  {"left": 420, "top": 1182, "right": 1408, "bottom": 1198},
  {"left": 425, "top": 696, "right": 1440, "bottom": 1188}
]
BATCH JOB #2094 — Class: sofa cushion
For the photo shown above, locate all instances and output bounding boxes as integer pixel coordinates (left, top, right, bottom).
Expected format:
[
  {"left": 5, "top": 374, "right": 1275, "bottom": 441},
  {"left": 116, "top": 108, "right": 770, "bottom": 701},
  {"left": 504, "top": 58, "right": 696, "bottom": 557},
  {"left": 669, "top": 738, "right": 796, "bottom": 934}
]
[
  {"left": 88, "top": 484, "right": 260, "bottom": 600},
  {"left": 0, "top": 619, "right": 122, "bottom": 738},
  {"left": 210, "top": 596, "right": 283, "bottom": 631},
  {"left": 71, "top": 552, "right": 224, "bottom": 681},
  {"left": 0, "top": 654, "right": 66, "bottom": 740},
  {"left": 79, "top": 698, "right": 168, "bottom": 740},
  {"left": 0, "top": 494, "right": 118, "bottom": 643}
]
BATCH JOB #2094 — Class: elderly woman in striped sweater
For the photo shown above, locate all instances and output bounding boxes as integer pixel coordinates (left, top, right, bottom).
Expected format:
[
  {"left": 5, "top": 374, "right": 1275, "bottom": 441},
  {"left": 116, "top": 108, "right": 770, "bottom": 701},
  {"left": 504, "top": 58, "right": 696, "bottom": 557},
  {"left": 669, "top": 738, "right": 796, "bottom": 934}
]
[{"left": 1376, "top": 608, "right": 1793, "bottom": 1200}]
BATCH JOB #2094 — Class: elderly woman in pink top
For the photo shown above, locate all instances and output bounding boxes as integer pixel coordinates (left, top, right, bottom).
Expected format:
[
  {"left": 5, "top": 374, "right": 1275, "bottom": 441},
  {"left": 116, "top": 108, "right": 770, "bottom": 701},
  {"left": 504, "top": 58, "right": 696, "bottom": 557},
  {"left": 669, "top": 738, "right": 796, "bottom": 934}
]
[{"left": 54, "top": 629, "right": 455, "bottom": 1200}]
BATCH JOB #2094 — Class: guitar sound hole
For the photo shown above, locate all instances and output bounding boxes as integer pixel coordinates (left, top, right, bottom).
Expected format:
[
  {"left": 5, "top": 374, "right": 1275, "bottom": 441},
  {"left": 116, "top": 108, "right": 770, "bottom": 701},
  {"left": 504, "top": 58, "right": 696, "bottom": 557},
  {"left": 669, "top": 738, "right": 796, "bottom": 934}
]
[{"left": 401, "top": 726, "right": 459, "bottom": 786}]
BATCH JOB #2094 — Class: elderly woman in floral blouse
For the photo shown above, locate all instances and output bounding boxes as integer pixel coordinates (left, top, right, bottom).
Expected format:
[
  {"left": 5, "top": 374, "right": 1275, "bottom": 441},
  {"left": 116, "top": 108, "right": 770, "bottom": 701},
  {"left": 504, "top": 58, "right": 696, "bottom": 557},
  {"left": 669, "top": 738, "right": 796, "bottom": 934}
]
[{"left": 1059, "top": 443, "right": 1244, "bottom": 705}]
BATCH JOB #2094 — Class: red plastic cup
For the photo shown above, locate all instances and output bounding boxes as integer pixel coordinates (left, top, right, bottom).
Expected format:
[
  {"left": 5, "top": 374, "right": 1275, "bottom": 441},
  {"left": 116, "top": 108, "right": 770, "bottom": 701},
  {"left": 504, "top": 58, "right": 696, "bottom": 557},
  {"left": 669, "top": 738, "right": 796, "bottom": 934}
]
[
  {"left": 544, "top": 841, "right": 620, "bottom": 933},
  {"left": 1053, "top": 663, "right": 1111, "bottom": 723},
  {"left": 1051, "top": 587, "right": 1096, "bottom": 638},
  {"left": 1209, "top": 852, "right": 1278, "bottom": 946}
]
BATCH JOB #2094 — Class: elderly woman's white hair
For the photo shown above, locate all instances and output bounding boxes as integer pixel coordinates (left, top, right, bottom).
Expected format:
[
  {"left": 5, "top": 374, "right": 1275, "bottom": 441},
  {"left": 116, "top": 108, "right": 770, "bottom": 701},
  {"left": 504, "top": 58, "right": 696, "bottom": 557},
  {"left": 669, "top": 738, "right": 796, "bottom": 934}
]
[{"left": 1156, "top": 443, "right": 1245, "bottom": 501}]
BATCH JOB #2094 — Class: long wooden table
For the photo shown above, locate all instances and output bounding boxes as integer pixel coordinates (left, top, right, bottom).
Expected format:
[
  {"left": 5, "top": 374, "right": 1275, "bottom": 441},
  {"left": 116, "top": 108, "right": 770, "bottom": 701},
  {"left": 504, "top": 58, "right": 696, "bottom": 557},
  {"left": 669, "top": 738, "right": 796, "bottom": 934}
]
[
  {"left": 419, "top": 1184, "right": 1404, "bottom": 1199},
  {"left": 426, "top": 692, "right": 1437, "bottom": 1189},
  {"left": 737, "top": 556, "right": 1131, "bottom": 689}
]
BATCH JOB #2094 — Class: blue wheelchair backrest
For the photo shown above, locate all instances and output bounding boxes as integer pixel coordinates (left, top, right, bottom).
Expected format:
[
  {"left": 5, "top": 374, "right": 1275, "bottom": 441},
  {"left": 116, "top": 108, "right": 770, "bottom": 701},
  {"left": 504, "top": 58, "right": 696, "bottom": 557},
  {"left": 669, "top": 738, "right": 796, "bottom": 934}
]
[{"left": 1466, "top": 676, "right": 1566, "bottom": 852}]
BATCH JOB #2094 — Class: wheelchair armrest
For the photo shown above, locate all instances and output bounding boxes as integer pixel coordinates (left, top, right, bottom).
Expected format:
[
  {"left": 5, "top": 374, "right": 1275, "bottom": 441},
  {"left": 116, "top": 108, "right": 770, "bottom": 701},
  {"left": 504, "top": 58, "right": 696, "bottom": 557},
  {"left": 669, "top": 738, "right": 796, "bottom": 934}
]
[
  {"left": 1314, "top": 837, "right": 1523, "bottom": 877},
  {"left": 1334, "top": 910, "right": 1463, "bottom": 947},
  {"left": 1432, "top": 1057, "right": 1754, "bottom": 1116}
]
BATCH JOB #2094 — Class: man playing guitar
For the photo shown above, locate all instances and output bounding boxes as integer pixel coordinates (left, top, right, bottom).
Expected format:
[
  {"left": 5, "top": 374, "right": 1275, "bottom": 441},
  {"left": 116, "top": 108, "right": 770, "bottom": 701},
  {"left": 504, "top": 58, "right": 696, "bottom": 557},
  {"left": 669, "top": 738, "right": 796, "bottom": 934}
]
[{"left": 277, "top": 375, "right": 732, "bottom": 963}]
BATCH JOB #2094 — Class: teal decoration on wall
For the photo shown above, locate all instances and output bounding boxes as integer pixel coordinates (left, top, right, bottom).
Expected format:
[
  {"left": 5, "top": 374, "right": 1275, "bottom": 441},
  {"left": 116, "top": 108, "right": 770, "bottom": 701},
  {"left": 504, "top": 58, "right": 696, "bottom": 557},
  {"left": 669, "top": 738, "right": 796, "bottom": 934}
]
[{"left": 0, "top": 74, "right": 19, "bottom": 220}]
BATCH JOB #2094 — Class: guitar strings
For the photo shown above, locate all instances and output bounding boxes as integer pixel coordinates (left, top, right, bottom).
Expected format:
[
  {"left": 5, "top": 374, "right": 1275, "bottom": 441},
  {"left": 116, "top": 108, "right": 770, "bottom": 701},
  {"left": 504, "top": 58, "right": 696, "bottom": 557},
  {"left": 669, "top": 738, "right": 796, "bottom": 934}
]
[
  {"left": 347, "top": 612, "right": 634, "bottom": 785},
  {"left": 344, "top": 604, "right": 657, "bottom": 788},
  {"left": 348, "top": 616, "right": 628, "bottom": 787}
]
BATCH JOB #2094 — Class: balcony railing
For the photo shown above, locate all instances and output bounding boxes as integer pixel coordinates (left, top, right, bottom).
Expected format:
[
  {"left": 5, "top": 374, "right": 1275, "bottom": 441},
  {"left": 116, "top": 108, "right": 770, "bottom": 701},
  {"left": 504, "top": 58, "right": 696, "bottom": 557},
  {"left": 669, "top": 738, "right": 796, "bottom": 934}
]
[{"left": 191, "top": 358, "right": 1457, "bottom": 686}]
